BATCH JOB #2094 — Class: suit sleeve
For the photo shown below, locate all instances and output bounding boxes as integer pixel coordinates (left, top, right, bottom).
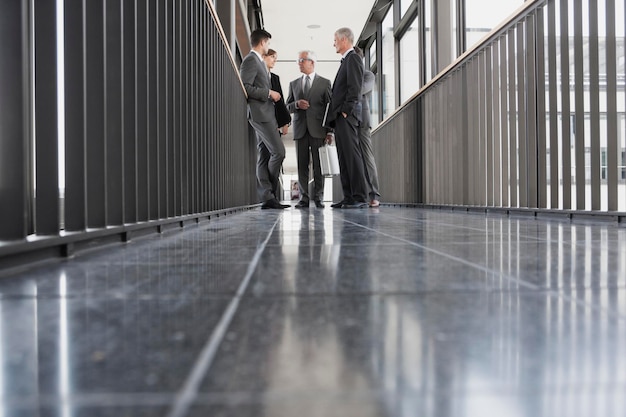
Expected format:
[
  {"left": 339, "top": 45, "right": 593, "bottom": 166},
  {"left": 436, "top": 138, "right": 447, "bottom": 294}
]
[
  {"left": 240, "top": 56, "right": 269, "bottom": 102},
  {"left": 361, "top": 70, "right": 375, "bottom": 96},
  {"left": 341, "top": 53, "right": 364, "bottom": 117},
  {"left": 286, "top": 81, "right": 297, "bottom": 113}
]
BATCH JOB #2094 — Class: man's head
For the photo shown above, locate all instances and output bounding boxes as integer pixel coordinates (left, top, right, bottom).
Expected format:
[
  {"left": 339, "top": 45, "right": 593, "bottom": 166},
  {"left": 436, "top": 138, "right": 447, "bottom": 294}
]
[
  {"left": 297, "top": 50, "right": 316, "bottom": 75},
  {"left": 333, "top": 27, "right": 354, "bottom": 55},
  {"left": 250, "top": 29, "right": 272, "bottom": 55}
]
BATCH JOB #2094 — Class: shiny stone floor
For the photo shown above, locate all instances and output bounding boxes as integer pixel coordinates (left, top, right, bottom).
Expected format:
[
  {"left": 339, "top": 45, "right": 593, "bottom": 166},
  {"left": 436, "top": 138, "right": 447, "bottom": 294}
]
[{"left": 1, "top": 206, "right": 625, "bottom": 417}]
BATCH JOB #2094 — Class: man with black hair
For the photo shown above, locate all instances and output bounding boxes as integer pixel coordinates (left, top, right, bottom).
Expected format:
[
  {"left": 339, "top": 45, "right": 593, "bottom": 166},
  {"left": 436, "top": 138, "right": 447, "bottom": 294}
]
[{"left": 240, "top": 29, "right": 289, "bottom": 209}]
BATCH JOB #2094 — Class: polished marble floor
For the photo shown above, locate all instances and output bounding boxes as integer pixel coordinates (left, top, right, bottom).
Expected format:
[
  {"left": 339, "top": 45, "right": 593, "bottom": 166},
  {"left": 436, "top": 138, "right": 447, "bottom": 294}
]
[{"left": 0, "top": 206, "right": 625, "bottom": 417}]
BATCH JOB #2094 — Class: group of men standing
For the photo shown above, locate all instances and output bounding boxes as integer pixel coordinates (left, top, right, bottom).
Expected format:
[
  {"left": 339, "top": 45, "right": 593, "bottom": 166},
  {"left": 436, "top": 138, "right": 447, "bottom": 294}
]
[{"left": 239, "top": 27, "right": 380, "bottom": 210}]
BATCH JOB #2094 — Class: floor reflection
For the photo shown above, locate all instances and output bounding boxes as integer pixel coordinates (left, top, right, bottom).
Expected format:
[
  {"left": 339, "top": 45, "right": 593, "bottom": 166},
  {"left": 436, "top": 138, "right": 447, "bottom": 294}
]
[{"left": 0, "top": 208, "right": 625, "bottom": 417}]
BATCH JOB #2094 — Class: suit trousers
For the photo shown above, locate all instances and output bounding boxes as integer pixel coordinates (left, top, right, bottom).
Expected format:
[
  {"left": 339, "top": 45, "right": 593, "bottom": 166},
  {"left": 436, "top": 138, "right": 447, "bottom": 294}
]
[
  {"left": 249, "top": 119, "right": 286, "bottom": 202},
  {"left": 358, "top": 125, "right": 380, "bottom": 200},
  {"left": 295, "top": 131, "right": 325, "bottom": 203},
  {"left": 334, "top": 115, "right": 367, "bottom": 203}
]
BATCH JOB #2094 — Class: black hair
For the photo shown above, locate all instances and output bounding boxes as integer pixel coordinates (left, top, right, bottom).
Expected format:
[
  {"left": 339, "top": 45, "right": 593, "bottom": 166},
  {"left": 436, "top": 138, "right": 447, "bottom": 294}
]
[{"left": 250, "top": 29, "right": 272, "bottom": 47}]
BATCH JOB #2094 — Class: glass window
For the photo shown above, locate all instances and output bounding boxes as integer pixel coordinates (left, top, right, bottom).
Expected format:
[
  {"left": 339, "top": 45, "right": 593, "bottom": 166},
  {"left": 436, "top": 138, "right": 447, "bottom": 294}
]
[
  {"left": 400, "top": 16, "right": 420, "bottom": 103},
  {"left": 465, "top": 0, "right": 523, "bottom": 49},
  {"left": 382, "top": 8, "right": 396, "bottom": 118},
  {"left": 400, "top": 0, "right": 413, "bottom": 18},
  {"left": 424, "top": 0, "right": 432, "bottom": 81},
  {"left": 370, "top": 70, "right": 380, "bottom": 128}
]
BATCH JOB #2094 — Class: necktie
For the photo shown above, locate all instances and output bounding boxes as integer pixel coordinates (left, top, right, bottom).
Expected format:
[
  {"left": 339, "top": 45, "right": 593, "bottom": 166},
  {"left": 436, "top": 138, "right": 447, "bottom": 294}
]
[{"left": 304, "top": 75, "right": 311, "bottom": 96}]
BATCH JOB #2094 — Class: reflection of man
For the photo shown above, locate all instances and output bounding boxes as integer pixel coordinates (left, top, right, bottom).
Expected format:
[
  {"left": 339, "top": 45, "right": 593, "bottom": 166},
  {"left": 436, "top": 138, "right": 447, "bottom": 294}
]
[
  {"left": 327, "top": 27, "right": 368, "bottom": 209},
  {"left": 240, "top": 29, "right": 289, "bottom": 210},
  {"left": 286, "top": 50, "right": 332, "bottom": 209}
]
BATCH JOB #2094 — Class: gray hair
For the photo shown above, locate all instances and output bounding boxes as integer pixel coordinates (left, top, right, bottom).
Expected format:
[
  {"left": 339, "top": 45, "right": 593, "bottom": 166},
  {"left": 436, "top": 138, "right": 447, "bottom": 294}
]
[
  {"left": 335, "top": 27, "right": 354, "bottom": 44},
  {"left": 299, "top": 50, "right": 317, "bottom": 62}
]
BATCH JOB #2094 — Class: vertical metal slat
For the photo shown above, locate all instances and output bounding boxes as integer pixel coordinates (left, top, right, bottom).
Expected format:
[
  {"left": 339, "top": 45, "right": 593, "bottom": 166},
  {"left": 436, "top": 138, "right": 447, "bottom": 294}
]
[
  {"left": 85, "top": 0, "right": 106, "bottom": 228},
  {"left": 34, "top": 0, "right": 59, "bottom": 235},
  {"left": 105, "top": 0, "right": 123, "bottom": 226},
  {"left": 517, "top": 21, "right": 528, "bottom": 208},
  {"left": 547, "top": 0, "right": 559, "bottom": 209},
  {"left": 63, "top": 0, "right": 86, "bottom": 231},
  {"left": 573, "top": 0, "right": 586, "bottom": 210},
  {"left": 560, "top": 0, "right": 572, "bottom": 210},
  {"left": 589, "top": 0, "right": 602, "bottom": 210},
  {"left": 605, "top": 0, "right": 619, "bottom": 211},
  {"left": 0, "top": 0, "right": 30, "bottom": 239},
  {"left": 535, "top": 8, "right": 547, "bottom": 209}
]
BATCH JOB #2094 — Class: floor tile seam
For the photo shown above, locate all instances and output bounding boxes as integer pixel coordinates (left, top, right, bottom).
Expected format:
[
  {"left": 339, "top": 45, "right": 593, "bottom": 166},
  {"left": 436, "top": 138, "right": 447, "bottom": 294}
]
[
  {"left": 343, "top": 218, "right": 626, "bottom": 322},
  {"left": 2, "top": 393, "right": 177, "bottom": 408},
  {"left": 387, "top": 213, "right": 623, "bottom": 246},
  {"left": 388, "top": 211, "right": 617, "bottom": 240},
  {"left": 165, "top": 215, "right": 282, "bottom": 417},
  {"left": 9, "top": 381, "right": 626, "bottom": 408},
  {"left": 0, "top": 294, "right": 247, "bottom": 301},
  {"left": 237, "top": 288, "right": 577, "bottom": 298}
]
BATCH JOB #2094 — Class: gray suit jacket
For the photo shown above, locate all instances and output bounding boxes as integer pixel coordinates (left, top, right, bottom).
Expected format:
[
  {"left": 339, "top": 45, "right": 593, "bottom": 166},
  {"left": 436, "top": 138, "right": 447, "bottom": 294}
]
[
  {"left": 240, "top": 51, "right": 275, "bottom": 123},
  {"left": 286, "top": 74, "right": 331, "bottom": 139},
  {"left": 360, "top": 70, "right": 375, "bottom": 128}
]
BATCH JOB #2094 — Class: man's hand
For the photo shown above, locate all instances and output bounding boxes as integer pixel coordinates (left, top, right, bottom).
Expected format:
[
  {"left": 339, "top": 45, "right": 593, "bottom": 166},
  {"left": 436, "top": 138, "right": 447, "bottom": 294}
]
[
  {"left": 269, "top": 90, "right": 281, "bottom": 102},
  {"left": 341, "top": 112, "right": 347, "bottom": 118},
  {"left": 297, "top": 99, "right": 310, "bottom": 110},
  {"left": 325, "top": 133, "right": 334, "bottom": 145}
]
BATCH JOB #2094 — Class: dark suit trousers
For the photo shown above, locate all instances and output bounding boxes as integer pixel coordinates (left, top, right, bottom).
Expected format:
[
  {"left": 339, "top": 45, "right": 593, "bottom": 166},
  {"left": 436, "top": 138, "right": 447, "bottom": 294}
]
[
  {"left": 334, "top": 116, "right": 367, "bottom": 203},
  {"left": 295, "top": 131, "right": 324, "bottom": 202}
]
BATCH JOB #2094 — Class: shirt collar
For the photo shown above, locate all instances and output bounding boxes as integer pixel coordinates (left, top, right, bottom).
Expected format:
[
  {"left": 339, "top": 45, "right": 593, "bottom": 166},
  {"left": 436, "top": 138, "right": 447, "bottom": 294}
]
[
  {"left": 251, "top": 50, "right": 264, "bottom": 62},
  {"left": 341, "top": 48, "right": 354, "bottom": 60}
]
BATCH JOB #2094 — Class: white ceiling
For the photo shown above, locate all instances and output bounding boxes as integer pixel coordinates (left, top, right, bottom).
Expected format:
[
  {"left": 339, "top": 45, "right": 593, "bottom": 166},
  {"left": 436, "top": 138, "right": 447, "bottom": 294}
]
[
  {"left": 260, "top": 0, "right": 375, "bottom": 96},
  {"left": 260, "top": 0, "right": 376, "bottom": 174}
]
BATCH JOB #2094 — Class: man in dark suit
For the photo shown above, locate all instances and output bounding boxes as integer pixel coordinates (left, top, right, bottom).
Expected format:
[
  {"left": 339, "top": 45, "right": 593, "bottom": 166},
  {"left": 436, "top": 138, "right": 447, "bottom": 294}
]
[
  {"left": 286, "top": 50, "right": 332, "bottom": 209},
  {"left": 327, "top": 27, "right": 368, "bottom": 209},
  {"left": 240, "top": 29, "right": 289, "bottom": 209}
]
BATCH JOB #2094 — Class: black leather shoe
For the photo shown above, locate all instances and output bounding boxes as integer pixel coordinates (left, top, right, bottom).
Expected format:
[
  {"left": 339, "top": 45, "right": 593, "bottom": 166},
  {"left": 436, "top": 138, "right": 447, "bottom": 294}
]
[
  {"left": 342, "top": 202, "right": 368, "bottom": 209},
  {"left": 331, "top": 200, "right": 347, "bottom": 208},
  {"left": 295, "top": 200, "right": 310, "bottom": 209},
  {"left": 261, "top": 198, "right": 288, "bottom": 209},
  {"left": 314, "top": 200, "right": 325, "bottom": 208}
]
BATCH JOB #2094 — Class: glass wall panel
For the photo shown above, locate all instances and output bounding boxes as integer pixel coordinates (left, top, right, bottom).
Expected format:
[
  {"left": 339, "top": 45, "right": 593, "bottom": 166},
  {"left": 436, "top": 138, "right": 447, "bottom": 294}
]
[
  {"left": 400, "top": 16, "right": 420, "bottom": 103},
  {"left": 465, "top": 0, "right": 523, "bottom": 49},
  {"left": 424, "top": 0, "right": 432, "bottom": 81},
  {"left": 400, "top": 0, "right": 412, "bottom": 18},
  {"left": 382, "top": 8, "right": 396, "bottom": 118}
]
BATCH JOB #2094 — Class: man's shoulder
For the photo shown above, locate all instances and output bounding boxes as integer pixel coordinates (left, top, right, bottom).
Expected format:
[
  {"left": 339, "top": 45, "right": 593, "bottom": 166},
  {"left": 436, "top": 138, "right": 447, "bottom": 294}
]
[{"left": 315, "top": 75, "right": 331, "bottom": 84}]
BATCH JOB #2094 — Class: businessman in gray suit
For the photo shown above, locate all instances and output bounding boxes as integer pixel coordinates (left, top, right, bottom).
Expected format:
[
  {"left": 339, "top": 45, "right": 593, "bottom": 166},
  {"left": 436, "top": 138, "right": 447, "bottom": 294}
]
[
  {"left": 240, "top": 29, "right": 289, "bottom": 209},
  {"left": 286, "top": 50, "right": 332, "bottom": 209}
]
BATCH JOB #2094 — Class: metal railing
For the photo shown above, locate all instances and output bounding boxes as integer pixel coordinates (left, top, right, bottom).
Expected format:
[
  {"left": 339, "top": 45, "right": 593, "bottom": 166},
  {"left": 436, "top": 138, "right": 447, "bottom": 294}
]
[
  {"left": 0, "top": 0, "right": 256, "bottom": 268},
  {"left": 373, "top": 0, "right": 626, "bottom": 215}
]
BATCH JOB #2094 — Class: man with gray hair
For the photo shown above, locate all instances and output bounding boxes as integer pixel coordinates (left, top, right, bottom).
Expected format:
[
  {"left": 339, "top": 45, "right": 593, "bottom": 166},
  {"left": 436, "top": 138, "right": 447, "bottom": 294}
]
[
  {"left": 286, "top": 50, "right": 333, "bottom": 208},
  {"left": 327, "top": 27, "right": 368, "bottom": 209}
]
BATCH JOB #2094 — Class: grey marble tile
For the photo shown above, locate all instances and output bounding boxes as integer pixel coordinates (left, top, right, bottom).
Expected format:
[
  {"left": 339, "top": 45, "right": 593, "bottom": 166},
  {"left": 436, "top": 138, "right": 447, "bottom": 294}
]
[
  {"left": 0, "top": 297, "right": 229, "bottom": 396},
  {"left": 199, "top": 295, "right": 626, "bottom": 401},
  {"left": 1, "top": 207, "right": 625, "bottom": 417},
  {"left": 0, "top": 261, "right": 249, "bottom": 297},
  {"left": 6, "top": 404, "right": 168, "bottom": 417}
]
